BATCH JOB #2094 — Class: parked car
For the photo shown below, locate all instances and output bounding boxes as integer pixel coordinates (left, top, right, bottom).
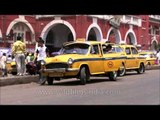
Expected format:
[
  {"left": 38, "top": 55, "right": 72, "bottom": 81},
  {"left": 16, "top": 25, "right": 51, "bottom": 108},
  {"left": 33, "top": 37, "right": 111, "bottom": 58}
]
[
  {"left": 104, "top": 43, "right": 126, "bottom": 76},
  {"left": 10, "top": 61, "right": 17, "bottom": 75},
  {"left": 6, "top": 61, "right": 12, "bottom": 74},
  {"left": 39, "top": 41, "right": 125, "bottom": 85},
  {"left": 119, "top": 44, "right": 147, "bottom": 74},
  {"left": 139, "top": 51, "right": 157, "bottom": 69}
]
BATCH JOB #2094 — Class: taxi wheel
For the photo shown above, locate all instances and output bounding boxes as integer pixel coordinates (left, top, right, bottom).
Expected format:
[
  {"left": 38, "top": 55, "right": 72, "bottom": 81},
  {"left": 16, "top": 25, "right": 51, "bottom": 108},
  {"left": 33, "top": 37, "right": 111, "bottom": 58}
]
[
  {"left": 118, "top": 63, "right": 126, "bottom": 77},
  {"left": 108, "top": 71, "right": 117, "bottom": 81},
  {"left": 11, "top": 72, "right": 17, "bottom": 75},
  {"left": 137, "top": 63, "right": 145, "bottom": 74},
  {"left": 47, "top": 77, "right": 54, "bottom": 85},
  {"left": 79, "top": 67, "right": 90, "bottom": 85}
]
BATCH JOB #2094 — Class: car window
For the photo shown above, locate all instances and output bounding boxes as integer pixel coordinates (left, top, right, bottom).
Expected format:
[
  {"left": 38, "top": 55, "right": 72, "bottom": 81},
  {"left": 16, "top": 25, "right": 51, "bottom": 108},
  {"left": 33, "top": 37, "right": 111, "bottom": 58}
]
[
  {"left": 111, "top": 47, "right": 116, "bottom": 52},
  {"left": 116, "top": 47, "right": 123, "bottom": 53},
  {"left": 62, "top": 43, "right": 89, "bottom": 54},
  {"left": 131, "top": 47, "right": 138, "bottom": 54},
  {"left": 125, "top": 48, "right": 131, "bottom": 55},
  {"left": 102, "top": 45, "right": 107, "bottom": 53},
  {"left": 91, "top": 45, "right": 99, "bottom": 54}
]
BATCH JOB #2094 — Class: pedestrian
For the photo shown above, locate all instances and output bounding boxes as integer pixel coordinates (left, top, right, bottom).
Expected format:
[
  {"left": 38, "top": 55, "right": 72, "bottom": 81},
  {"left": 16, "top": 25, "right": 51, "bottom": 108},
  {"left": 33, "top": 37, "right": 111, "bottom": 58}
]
[
  {"left": 34, "top": 37, "right": 49, "bottom": 84},
  {"left": 156, "top": 49, "right": 160, "bottom": 65},
  {"left": 0, "top": 53, "right": 7, "bottom": 77},
  {"left": 30, "top": 52, "right": 35, "bottom": 62},
  {"left": 105, "top": 44, "right": 112, "bottom": 53},
  {"left": 0, "top": 51, "right": 3, "bottom": 60},
  {"left": 26, "top": 52, "right": 31, "bottom": 63},
  {"left": 12, "top": 36, "right": 26, "bottom": 76},
  {"left": 7, "top": 54, "right": 12, "bottom": 62}
]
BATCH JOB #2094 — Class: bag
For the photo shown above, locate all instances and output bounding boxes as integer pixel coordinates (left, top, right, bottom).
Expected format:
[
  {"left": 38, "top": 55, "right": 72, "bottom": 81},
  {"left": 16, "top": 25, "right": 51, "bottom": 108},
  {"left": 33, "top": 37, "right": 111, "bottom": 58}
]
[
  {"left": 26, "top": 62, "right": 37, "bottom": 75},
  {"left": 155, "top": 59, "right": 158, "bottom": 65}
]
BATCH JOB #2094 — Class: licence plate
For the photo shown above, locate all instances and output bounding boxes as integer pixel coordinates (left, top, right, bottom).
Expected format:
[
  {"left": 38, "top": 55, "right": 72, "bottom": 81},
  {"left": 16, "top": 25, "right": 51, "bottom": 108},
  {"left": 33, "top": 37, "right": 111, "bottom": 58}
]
[{"left": 49, "top": 73, "right": 63, "bottom": 77}]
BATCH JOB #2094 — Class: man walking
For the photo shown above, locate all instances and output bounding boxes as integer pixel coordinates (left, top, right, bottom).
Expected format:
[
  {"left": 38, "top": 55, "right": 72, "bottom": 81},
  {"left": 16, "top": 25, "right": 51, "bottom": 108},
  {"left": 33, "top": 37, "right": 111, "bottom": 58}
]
[
  {"left": 34, "top": 37, "right": 49, "bottom": 84},
  {"left": 12, "top": 36, "right": 26, "bottom": 76}
]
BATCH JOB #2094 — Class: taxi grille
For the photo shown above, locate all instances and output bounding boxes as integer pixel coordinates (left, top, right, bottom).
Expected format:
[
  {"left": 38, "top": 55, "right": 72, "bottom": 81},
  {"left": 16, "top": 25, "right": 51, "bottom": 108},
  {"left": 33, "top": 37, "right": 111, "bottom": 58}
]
[
  {"left": 46, "top": 63, "right": 69, "bottom": 69},
  {"left": 11, "top": 65, "right": 16, "bottom": 68}
]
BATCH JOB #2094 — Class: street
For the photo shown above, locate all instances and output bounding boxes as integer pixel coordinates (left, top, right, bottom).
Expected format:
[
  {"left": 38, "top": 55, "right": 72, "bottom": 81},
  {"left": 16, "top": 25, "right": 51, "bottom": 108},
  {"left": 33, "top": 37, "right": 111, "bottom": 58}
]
[{"left": 0, "top": 69, "right": 159, "bottom": 105}]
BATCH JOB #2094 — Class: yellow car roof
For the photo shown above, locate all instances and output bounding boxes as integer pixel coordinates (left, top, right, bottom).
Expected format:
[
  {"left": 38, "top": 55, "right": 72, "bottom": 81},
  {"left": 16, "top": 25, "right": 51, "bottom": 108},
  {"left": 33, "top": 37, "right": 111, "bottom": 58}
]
[
  {"left": 63, "top": 41, "right": 104, "bottom": 46},
  {"left": 139, "top": 51, "right": 154, "bottom": 54},
  {"left": 119, "top": 44, "right": 135, "bottom": 48}
]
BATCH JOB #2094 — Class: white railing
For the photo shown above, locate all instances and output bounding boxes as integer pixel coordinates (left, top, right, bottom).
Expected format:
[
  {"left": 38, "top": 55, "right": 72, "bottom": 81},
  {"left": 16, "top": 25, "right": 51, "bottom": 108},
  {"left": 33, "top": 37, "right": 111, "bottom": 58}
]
[
  {"left": 121, "top": 15, "right": 141, "bottom": 26},
  {"left": 35, "top": 15, "right": 74, "bottom": 19},
  {"left": 149, "top": 15, "right": 160, "bottom": 20},
  {"left": 87, "top": 15, "right": 114, "bottom": 20}
]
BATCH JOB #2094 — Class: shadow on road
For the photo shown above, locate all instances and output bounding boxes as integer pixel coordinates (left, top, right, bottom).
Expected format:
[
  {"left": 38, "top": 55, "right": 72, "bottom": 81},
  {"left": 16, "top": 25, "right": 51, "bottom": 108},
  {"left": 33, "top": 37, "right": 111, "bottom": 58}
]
[
  {"left": 124, "top": 72, "right": 147, "bottom": 76},
  {"left": 47, "top": 77, "right": 118, "bottom": 86}
]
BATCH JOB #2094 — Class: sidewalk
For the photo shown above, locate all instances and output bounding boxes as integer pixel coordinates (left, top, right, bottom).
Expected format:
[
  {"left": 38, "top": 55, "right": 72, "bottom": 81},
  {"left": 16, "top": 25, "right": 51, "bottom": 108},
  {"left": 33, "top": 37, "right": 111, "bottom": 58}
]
[
  {"left": 146, "top": 64, "right": 160, "bottom": 70},
  {"left": 0, "top": 74, "right": 39, "bottom": 87}
]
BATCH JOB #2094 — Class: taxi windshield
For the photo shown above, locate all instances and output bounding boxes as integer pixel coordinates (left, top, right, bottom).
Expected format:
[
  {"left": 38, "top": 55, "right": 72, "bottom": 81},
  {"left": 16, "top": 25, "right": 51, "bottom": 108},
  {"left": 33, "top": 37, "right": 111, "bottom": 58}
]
[{"left": 61, "top": 43, "right": 89, "bottom": 54}]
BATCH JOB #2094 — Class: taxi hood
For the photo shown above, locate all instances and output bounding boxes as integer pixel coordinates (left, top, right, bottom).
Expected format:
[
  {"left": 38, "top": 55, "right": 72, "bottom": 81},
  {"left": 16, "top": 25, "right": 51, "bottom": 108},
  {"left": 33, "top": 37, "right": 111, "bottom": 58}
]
[{"left": 44, "top": 54, "right": 86, "bottom": 64}]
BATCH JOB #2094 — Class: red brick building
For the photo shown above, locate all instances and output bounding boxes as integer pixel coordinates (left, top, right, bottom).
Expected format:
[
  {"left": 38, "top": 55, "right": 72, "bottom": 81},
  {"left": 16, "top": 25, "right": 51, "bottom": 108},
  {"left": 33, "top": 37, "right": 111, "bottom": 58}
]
[{"left": 0, "top": 15, "right": 160, "bottom": 54}]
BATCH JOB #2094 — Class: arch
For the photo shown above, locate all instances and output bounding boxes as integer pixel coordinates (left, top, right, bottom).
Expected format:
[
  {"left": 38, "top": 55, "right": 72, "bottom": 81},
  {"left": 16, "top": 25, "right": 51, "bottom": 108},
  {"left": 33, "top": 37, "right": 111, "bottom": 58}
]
[
  {"left": 124, "top": 29, "right": 137, "bottom": 45},
  {"left": 86, "top": 23, "right": 103, "bottom": 41},
  {"left": 6, "top": 18, "right": 35, "bottom": 41},
  {"left": 151, "top": 39, "right": 158, "bottom": 44},
  {"left": 106, "top": 27, "right": 122, "bottom": 44},
  {"left": 151, "top": 39, "right": 158, "bottom": 50},
  {"left": 41, "top": 20, "right": 76, "bottom": 42}
]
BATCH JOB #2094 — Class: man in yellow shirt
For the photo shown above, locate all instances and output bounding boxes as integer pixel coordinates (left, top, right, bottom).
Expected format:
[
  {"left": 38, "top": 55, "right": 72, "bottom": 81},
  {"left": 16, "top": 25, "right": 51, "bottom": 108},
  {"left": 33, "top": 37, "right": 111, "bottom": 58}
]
[{"left": 12, "top": 36, "right": 26, "bottom": 76}]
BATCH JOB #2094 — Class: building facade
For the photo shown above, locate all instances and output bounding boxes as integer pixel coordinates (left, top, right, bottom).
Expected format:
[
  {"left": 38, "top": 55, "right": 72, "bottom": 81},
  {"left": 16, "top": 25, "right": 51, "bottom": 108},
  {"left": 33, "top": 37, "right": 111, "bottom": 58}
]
[{"left": 0, "top": 15, "right": 160, "bottom": 54}]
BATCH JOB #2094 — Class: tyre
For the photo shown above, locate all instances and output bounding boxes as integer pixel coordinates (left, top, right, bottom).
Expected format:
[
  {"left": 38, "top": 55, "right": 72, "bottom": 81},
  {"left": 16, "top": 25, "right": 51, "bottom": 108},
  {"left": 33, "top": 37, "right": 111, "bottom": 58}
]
[
  {"left": 79, "top": 67, "right": 90, "bottom": 85},
  {"left": 137, "top": 63, "right": 145, "bottom": 74},
  {"left": 108, "top": 71, "right": 117, "bottom": 81},
  {"left": 11, "top": 71, "right": 17, "bottom": 75},
  {"left": 47, "top": 77, "right": 54, "bottom": 85},
  {"left": 118, "top": 63, "right": 126, "bottom": 77}
]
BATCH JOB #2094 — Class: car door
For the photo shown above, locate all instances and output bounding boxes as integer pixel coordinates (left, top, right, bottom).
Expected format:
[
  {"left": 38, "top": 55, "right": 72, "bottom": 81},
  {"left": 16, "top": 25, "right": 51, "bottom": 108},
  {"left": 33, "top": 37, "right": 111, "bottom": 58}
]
[
  {"left": 103, "top": 45, "right": 122, "bottom": 72},
  {"left": 125, "top": 47, "right": 135, "bottom": 68},
  {"left": 88, "top": 44, "right": 104, "bottom": 74},
  {"left": 131, "top": 47, "right": 139, "bottom": 68}
]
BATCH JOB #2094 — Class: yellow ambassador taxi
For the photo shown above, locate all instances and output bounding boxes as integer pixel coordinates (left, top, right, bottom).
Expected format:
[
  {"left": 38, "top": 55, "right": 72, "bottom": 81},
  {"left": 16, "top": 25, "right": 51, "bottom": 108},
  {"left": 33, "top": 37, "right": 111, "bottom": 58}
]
[
  {"left": 0, "top": 61, "right": 16, "bottom": 76},
  {"left": 40, "top": 41, "right": 125, "bottom": 85},
  {"left": 139, "top": 51, "right": 157, "bottom": 69},
  {"left": 10, "top": 61, "right": 17, "bottom": 75},
  {"left": 103, "top": 43, "right": 126, "bottom": 76},
  {"left": 119, "top": 44, "right": 147, "bottom": 74}
]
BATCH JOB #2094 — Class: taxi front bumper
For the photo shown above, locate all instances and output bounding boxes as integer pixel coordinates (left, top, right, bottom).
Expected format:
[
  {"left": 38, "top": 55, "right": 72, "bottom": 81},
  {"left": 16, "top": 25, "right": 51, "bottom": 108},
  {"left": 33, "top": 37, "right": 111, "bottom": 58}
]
[{"left": 40, "top": 68, "right": 80, "bottom": 77}]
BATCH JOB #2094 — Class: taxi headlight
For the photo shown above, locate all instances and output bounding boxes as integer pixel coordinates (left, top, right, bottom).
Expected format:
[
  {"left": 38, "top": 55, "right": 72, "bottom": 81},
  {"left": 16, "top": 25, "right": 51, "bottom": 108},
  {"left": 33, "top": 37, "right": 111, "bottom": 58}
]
[
  {"left": 68, "top": 58, "right": 74, "bottom": 65},
  {"left": 41, "top": 60, "right": 46, "bottom": 66}
]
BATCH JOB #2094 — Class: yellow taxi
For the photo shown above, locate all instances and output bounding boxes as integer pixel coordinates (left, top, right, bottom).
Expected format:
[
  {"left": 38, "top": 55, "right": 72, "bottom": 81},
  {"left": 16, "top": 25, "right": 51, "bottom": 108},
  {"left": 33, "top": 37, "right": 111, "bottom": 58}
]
[
  {"left": 139, "top": 51, "right": 157, "bottom": 69},
  {"left": 0, "top": 61, "right": 12, "bottom": 77},
  {"left": 103, "top": 43, "right": 126, "bottom": 76},
  {"left": 10, "top": 61, "right": 17, "bottom": 75},
  {"left": 6, "top": 61, "right": 12, "bottom": 74},
  {"left": 119, "top": 44, "right": 147, "bottom": 74},
  {"left": 40, "top": 41, "right": 125, "bottom": 85}
]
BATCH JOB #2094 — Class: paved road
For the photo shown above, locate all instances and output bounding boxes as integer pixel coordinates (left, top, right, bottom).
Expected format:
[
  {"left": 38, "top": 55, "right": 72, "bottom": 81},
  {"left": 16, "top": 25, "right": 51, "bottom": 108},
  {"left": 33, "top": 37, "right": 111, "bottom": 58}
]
[{"left": 0, "top": 69, "right": 159, "bottom": 105}]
